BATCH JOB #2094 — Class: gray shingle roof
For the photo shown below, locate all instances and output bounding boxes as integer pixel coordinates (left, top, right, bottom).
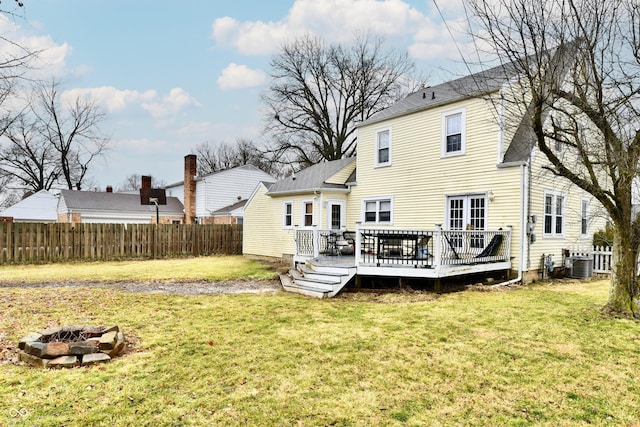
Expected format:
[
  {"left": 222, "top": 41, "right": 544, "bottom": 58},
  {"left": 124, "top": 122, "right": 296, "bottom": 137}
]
[
  {"left": 59, "top": 190, "right": 184, "bottom": 214},
  {"left": 359, "top": 63, "right": 515, "bottom": 127},
  {"left": 212, "top": 198, "right": 247, "bottom": 215},
  {"left": 267, "top": 157, "right": 356, "bottom": 195}
]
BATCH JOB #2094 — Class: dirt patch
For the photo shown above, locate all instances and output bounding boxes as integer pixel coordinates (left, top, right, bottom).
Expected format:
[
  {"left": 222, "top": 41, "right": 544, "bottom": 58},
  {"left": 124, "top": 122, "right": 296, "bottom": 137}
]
[{"left": 0, "top": 279, "right": 283, "bottom": 295}]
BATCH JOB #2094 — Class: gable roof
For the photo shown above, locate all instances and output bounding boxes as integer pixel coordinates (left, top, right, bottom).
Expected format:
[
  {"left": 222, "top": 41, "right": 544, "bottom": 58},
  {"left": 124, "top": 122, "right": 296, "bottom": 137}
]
[
  {"left": 212, "top": 198, "right": 247, "bottom": 215},
  {"left": 266, "top": 157, "right": 356, "bottom": 195},
  {"left": 166, "top": 164, "right": 274, "bottom": 188},
  {"left": 0, "top": 190, "right": 58, "bottom": 222},
  {"left": 359, "top": 63, "right": 516, "bottom": 128},
  {"left": 59, "top": 190, "right": 184, "bottom": 214}
]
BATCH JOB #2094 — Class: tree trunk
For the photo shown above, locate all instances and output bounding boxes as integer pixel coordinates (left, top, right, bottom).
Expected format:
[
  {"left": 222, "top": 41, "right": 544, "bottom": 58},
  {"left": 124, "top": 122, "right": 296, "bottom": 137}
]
[{"left": 607, "top": 224, "right": 640, "bottom": 317}]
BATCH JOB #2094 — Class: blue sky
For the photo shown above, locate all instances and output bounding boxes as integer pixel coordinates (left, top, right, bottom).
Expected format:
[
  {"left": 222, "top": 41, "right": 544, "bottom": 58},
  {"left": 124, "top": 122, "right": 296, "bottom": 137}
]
[{"left": 2, "top": 0, "right": 474, "bottom": 189}]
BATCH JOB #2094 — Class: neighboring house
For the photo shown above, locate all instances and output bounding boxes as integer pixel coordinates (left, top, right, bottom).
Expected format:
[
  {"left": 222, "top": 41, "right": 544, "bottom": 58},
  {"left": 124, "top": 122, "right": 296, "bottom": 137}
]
[
  {"left": 57, "top": 188, "right": 184, "bottom": 224},
  {"left": 211, "top": 198, "right": 247, "bottom": 224},
  {"left": 0, "top": 190, "right": 58, "bottom": 222},
  {"left": 165, "top": 155, "right": 276, "bottom": 224},
  {"left": 243, "top": 63, "right": 606, "bottom": 297}
]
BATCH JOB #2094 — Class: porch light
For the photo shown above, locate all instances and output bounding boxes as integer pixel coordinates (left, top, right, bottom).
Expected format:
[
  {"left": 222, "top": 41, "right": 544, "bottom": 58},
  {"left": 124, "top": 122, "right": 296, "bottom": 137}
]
[{"left": 487, "top": 191, "right": 495, "bottom": 202}]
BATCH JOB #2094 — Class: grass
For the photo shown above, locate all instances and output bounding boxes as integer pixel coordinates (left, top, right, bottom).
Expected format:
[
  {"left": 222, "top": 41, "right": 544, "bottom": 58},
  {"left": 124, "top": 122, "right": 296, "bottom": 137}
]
[
  {"left": 0, "top": 260, "right": 639, "bottom": 425},
  {"left": 0, "top": 255, "right": 278, "bottom": 283}
]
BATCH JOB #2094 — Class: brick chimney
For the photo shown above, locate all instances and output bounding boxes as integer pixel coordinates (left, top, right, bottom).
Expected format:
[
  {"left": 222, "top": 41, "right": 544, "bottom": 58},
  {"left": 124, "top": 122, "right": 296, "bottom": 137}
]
[
  {"left": 184, "top": 155, "right": 197, "bottom": 224},
  {"left": 141, "top": 175, "right": 152, "bottom": 190}
]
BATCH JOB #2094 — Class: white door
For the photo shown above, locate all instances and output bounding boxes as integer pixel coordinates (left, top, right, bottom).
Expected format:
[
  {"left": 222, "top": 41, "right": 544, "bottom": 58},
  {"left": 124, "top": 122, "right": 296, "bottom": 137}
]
[
  {"left": 447, "top": 195, "right": 487, "bottom": 250},
  {"left": 327, "top": 200, "right": 346, "bottom": 230}
]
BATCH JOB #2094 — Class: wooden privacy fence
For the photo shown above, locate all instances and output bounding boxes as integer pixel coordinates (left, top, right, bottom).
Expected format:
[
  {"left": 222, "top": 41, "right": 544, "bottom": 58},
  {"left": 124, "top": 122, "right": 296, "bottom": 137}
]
[{"left": 0, "top": 222, "right": 243, "bottom": 264}]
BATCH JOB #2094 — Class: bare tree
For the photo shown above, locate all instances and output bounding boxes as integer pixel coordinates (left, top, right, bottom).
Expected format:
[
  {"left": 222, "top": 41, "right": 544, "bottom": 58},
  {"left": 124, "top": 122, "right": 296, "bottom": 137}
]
[
  {"left": 30, "top": 79, "right": 110, "bottom": 190},
  {"left": 262, "top": 33, "right": 425, "bottom": 168},
  {"left": 193, "top": 139, "right": 283, "bottom": 177},
  {"left": 117, "top": 174, "right": 166, "bottom": 192},
  {"left": 0, "top": 113, "right": 60, "bottom": 191},
  {"left": 468, "top": 0, "right": 640, "bottom": 317}
]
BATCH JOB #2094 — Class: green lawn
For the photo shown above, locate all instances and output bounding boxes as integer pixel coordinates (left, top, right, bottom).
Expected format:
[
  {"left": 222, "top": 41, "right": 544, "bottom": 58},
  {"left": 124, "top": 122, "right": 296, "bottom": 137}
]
[
  {"left": 0, "top": 260, "right": 638, "bottom": 425},
  {"left": 0, "top": 255, "right": 279, "bottom": 283}
]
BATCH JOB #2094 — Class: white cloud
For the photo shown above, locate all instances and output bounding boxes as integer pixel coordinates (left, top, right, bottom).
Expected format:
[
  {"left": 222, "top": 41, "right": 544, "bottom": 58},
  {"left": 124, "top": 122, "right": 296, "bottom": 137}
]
[
  {"left": 141, "top": 88, "right": 201, "bottom": 118},
  {"left": 217, "top": 63, "right": 266, "bottom": 90},
  {"left": 0, "top": 14, "right": 77, "bottom": 79},
  {"left": 212, "top": 0, "right": 435, "bottom": 55},
  {"left": 62, "top": 87, "right": 157, "bottom": 112}
]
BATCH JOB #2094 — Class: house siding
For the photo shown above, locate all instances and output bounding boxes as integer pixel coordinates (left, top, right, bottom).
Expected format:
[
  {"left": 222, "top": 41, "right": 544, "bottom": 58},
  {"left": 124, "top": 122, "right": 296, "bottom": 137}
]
[
  {"left": 526, "top": 149, "right": 607, "bottom": 274},
  {"left": 349, "top": 95, "right": 527, "bottom": 272},
  {"left": 195, "top": 167, "right": 274, "bottom": 220},
  {"left": 243, "top": 184, "right": 297, "bottom": 259}
]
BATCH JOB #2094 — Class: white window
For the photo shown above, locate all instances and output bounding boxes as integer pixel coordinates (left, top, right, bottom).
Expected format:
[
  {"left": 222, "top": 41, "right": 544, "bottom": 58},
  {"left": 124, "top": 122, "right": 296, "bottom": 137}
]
[
  {"left": 363, "top": 198, "right": 392, "bottom": 224},
  {"left": 375, "top": 128, "right": 391, "bottom": 166},
  {"left": 544, "top": 191, "right": 564, "bottom": 237},
  {"left": 303, "top": 201, "right": 314, "bottom": 227},
  {"left": 283, "top": 201, "right": 293, "bottom": 228},
  {"left": 442, "top": 108, "right": 466, "bottom": 157},
  {"left": 581, "top": 198, "right": 589, "bottom": 237}
]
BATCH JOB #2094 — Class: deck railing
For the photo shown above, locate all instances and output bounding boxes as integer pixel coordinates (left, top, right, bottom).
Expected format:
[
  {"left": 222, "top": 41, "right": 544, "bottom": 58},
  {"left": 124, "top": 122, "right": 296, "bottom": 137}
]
[{"left": 294, "top": 225, "right": 511, "bottom": 269}]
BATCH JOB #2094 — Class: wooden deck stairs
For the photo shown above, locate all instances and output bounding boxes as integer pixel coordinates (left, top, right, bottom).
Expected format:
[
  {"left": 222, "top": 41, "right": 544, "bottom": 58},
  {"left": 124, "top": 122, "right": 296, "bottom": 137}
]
[{"left": 281, "top": 258, "right": 356, "bottom": 298}]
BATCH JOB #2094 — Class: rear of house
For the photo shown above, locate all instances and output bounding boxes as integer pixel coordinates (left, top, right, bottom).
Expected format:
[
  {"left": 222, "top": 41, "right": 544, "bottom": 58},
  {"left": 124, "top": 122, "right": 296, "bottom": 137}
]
[{"left": 243, "top": 64, "right": 606, "bottom": 295}]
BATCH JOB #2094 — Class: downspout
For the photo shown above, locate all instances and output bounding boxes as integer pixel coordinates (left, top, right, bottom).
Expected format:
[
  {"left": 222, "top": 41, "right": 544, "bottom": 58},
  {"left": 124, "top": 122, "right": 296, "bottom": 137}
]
[{"left": 492, "top": 162, "right": 528, "bottom": 287}]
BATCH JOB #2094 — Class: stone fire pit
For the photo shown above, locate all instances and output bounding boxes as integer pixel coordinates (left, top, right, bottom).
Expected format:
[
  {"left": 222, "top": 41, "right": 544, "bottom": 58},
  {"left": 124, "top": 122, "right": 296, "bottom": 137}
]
[{"left": 17, "top": 325, "right": 125, "bottom": 368}]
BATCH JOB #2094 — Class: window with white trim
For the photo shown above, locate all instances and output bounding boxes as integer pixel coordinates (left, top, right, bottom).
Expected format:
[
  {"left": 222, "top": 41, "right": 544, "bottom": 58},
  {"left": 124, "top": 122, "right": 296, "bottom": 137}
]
[
  {"left": 363, "top": 198, "right": 392, "bottom": 224},
  {"left": 283, "top": 201, "right": 293, "bottom": 228},
  {"left": 376, "top": 128, "right": 391, "bottom": 166},
  {"left": 303, "top": 201, "right": 313, "bottom": 227},
  {"left": 442, "top": 108, "right": 466, "bottom": 156},
  {"left": 581, "top": 198, "right": 589, "bottom": 236},
  {"left": 544, "top": 191, "right": 565, "bottom": 237}
]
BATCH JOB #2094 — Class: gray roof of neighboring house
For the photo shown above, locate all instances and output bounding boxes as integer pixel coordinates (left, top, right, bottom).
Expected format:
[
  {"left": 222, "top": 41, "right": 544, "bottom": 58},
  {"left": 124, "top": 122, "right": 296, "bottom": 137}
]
[
  {"left": 212, "top": 198, "right": 247, "bottom": 215},
  {"left": 59, "top": 190, "right": 184, "bottom": 214},
  {"left": 359, "top": 63, "right": 516, "bottom": 128},
  {"left": 267, "top": 157, "right": 356, "bottom": 195},
  {"left": 0, "top": 189, "right": 58, "bottom": 222}
]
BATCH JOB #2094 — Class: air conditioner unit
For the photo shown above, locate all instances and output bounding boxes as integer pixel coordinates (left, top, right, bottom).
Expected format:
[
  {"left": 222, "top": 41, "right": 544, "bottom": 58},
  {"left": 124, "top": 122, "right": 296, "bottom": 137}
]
[{"left": 569, "top": 256, "right": 593, "bottom": 279}]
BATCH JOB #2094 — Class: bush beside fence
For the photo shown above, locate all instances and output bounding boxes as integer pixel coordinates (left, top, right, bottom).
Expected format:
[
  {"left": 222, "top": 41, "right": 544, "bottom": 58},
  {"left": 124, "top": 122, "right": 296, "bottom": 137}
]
[{"left": 0, "top": 222, "right": 243, "bottom": 264}]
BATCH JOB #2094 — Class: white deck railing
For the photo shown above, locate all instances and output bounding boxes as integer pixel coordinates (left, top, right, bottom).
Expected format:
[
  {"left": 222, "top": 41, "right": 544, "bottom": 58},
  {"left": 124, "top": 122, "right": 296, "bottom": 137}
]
[{"left": 294, "top": 224, "right": 512, "bottom": 269}]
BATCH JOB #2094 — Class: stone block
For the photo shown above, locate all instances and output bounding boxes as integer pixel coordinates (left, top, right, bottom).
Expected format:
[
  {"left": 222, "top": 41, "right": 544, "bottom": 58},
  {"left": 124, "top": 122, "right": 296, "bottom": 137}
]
[
  {"left": 19, "top": 351, "right": 49, "bottom": 368},
  {"left": 104, "top": 331, "right": 125, "bottom": 357},
  {"left": 69, "top": 340, "right": 99, "bottom": 355},
  {"left": 24, "top": 341, "right": 46, "bottom": 357},
  {"left": 42, "top": 342, "right": 70, "bottom": 358},
  {"left": 47, "top": 355, "right": 78, "bottom": 369},
  {"left": 99, "top": 331, "right": 118, "bottom": 350},
  {"left": 81, "top": 353, "right": 111, "bottom": 366},
  {"left": 18, "top": 333, "right": 42, "bottom": 350},
  {"left": 102, "top": 325, "right": 119, "bottom": 334}
]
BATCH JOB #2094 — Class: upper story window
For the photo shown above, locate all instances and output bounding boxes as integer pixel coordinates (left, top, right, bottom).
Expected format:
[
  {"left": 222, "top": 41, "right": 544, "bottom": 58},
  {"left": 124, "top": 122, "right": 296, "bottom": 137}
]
[
  {"left": 375, "top": 128, "right": 391, "bottom": 166},
  {"left": 442, "top": 108, "right": 466, "bottom": 157},
  {"left": 303, "top": 201, "right": 313, "bottom": 227},
  {"left": 363, "top": 197, "right": 392, "bottom": 224},
  {"left": 283, "top": 201, "right": 293, "bottom": 228},
  {"left": 544, "top": 191, "right": 565, "bottom": 237}
]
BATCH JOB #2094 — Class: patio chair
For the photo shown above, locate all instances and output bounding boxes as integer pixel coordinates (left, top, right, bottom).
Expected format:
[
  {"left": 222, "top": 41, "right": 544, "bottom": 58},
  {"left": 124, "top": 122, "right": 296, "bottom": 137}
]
[{"left": 475, "top": 234, "right": 503, "bottom": 258}]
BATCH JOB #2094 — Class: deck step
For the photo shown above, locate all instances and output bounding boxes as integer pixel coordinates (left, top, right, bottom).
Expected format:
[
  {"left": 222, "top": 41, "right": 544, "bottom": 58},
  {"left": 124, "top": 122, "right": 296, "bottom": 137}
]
[
  {"left": 280, "top": 274, "right": 330, "bottom": 298},
  {"left": 299, "top": 266, "right": 345, "bottom": 283},
  {"left": 289, "top": 269, "right": 338, "bottom": 292}
]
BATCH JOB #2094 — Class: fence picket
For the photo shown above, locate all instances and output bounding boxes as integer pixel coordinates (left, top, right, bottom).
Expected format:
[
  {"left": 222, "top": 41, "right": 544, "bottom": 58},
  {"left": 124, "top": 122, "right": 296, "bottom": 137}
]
[{"left": 0, "top": 222, "right": 243, "bottom": 264}]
